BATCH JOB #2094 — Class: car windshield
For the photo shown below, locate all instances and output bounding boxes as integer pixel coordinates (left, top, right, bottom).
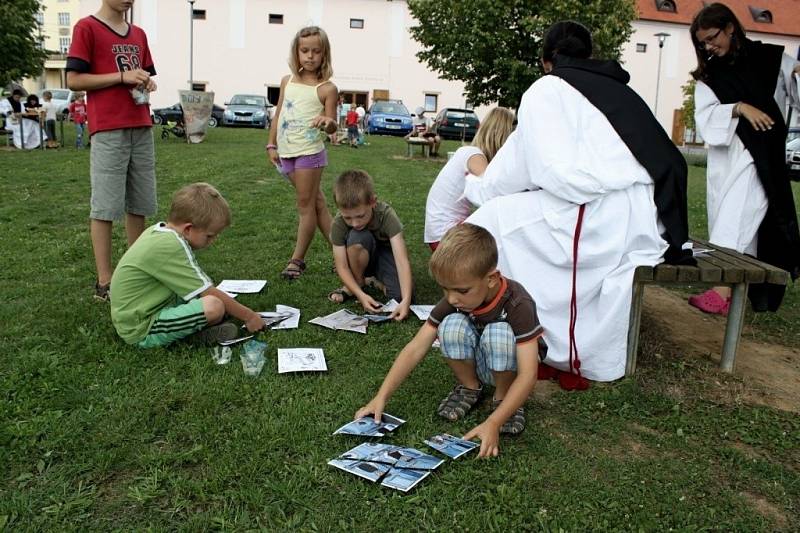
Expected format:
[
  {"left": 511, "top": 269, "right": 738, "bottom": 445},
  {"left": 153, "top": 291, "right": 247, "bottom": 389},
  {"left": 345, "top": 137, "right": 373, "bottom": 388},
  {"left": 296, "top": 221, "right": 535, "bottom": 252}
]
[
  {"left": 787, "top": 138, "right": 800, "bottom": 151},
  {"left": 230, "top": 95, "right": 266, "bottom": 106},
  {"left": 371, "top": 102, "right": 409, "bottom": 115},
  {"left": 49, "top": 90, "right": 70, "bottom": 100},
  {"left": 788, "top": 130, "right": 800, "bottom": 143},
  {"left": 445, "top": 110, "right": 477, "bottom": 120}
]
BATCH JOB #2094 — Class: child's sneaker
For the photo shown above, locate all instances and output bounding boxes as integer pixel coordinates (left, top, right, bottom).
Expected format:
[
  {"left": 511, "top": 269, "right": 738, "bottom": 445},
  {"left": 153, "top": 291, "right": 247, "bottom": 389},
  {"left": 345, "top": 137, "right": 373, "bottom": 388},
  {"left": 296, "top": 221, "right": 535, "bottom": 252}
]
[
  {"left": 94, "top": 281, "right": 110, "bottom": 302},
  {"left": 437, "top": 384, "right": 483, "bottom": 421},
  {"left": 492, "top": 399, "right": 525, "bottom": 435},
  {"left": 189, "top": 322, "right": 239, "bottom": 345}
]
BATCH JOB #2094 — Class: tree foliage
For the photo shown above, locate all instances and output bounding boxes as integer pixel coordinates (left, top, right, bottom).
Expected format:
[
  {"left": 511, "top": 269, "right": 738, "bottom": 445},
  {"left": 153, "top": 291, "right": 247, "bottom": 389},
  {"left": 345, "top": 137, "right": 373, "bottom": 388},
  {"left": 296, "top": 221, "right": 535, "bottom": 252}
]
[
  {"left": 407, "top": 0, "right": 637, "bottom": 107},
  {"left": 680, "top": 78, "right": 696, "bottom": 131},
  {"left": 0, "top": 0, "right": 48, "bottom": 89}
]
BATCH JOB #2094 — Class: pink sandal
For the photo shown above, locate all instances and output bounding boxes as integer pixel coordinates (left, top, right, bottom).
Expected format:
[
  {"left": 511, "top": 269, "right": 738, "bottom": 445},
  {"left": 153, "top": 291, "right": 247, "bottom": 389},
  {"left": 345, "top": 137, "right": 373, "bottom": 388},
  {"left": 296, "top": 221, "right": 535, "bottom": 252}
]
[{"left": 688, "top": 289, "right": 730, "bottom": 316}]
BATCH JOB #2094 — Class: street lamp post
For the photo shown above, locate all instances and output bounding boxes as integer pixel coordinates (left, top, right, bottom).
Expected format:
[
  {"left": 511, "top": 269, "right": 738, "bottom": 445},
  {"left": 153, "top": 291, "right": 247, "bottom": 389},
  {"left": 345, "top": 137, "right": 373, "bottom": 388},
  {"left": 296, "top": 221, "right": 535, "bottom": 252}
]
[
  {"left": 188, "top": 0, "right": 195, "bottom": 90},
  {"left": 654, "top": 32, "right": 671, "bottom": 120}
]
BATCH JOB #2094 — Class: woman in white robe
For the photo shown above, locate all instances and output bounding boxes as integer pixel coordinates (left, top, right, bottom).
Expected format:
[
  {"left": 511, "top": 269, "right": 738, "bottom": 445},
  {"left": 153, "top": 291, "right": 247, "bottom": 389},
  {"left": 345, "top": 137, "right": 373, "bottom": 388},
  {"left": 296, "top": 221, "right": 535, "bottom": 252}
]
[
  {"left": 0, "top": 94, "right": 45, "bottom": 150},
  {"left": 464, "top": 21, "right": 690, "bottom": 383},
  {"left": 690, "top": 3, "right": 800, "bottom": 314}
]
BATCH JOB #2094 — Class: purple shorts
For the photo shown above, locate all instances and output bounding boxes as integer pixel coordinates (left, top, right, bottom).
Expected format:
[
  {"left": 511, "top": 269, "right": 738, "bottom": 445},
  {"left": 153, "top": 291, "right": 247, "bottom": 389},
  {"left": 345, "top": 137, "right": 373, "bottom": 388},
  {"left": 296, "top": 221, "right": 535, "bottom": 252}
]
[{"left": 279, "top": 149, "right": 328, "bottom": 175}]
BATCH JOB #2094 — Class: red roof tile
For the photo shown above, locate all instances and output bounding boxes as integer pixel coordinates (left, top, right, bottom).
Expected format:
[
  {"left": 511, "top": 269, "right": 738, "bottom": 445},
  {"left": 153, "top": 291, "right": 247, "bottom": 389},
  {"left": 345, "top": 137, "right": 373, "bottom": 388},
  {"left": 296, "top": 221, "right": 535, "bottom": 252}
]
[{"left": 637, "top": 0, "right": 800, "bottom": 37}]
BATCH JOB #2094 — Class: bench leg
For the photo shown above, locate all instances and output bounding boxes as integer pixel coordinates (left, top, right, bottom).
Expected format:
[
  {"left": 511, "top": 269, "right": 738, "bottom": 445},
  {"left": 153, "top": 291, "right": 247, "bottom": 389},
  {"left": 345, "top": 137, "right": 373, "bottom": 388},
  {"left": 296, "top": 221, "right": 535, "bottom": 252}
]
[
  {"left": 625, "top": 282, "right": 645, "bottom": 376},
  {"left": 407, "top": 144, "right": 412, "bottom": 158},
  {"left": 720, "top": 282, "right": 747, "bottom": 373}
]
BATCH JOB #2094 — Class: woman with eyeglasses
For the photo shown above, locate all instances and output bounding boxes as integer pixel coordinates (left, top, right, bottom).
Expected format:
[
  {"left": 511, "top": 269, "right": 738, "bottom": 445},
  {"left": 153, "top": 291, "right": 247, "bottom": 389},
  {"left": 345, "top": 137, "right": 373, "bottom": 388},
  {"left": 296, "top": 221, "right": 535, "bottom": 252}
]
[{"left": 689, "top": 2, "right": 800, "bottom": 315}]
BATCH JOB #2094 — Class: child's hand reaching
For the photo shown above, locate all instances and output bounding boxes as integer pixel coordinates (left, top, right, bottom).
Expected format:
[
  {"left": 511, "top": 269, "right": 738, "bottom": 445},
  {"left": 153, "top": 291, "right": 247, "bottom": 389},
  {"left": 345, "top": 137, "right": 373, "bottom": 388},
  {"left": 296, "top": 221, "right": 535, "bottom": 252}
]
[
  {"left": 463, "top": 419, "right": 501, "bottom": 458},
  {"left": 310, "top": 115, "right": 335, "bottom": 133},
  {"left": 389, "top": 302, "right": 410, "bottom": 321},
  {"left": 358, "top": 293, "right": 383, "bottom": 314},
  {"left": 244, "top": 312, "right": 266, "bottom": 333},
  {"left": 354, "top": 397, "right": 386, "bottom": 423}
]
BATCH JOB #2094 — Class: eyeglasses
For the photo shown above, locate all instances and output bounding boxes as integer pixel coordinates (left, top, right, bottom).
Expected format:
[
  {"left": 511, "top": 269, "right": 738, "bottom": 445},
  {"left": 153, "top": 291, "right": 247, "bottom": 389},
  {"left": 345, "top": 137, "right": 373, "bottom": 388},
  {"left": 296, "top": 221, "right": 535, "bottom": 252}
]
[{"left": 696, "top": 28, "right": 723, "bottom": 50}]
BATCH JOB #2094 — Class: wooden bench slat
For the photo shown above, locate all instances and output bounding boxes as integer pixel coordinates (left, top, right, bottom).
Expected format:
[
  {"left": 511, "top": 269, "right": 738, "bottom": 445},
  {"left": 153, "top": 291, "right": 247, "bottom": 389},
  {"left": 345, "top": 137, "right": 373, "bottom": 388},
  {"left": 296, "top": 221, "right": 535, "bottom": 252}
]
[
  {"left": 693, "top": 238, "right": 788, "bottom": 284},
  {"left": 692, "top": 257, "right": 722, "bottom": 283},
  {"left": 634, "top": 265, "right": 654, "bottom": 281},
  {"left": 653, "top": 263, "right": 678, "bottom": 282},
  {"left": 695, "top": 252, "right": 745, "bottom": 283}
]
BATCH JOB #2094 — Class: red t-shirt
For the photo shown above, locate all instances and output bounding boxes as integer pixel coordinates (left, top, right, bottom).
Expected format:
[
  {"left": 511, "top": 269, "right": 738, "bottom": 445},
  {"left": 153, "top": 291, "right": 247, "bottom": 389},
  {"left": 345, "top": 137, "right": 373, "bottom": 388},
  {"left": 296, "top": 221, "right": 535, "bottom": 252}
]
[
  {"left": 69, "top": 101, "right": 88, "bottom": 124},
  {"left": 66, "top": 16, "right": 156, "bottom": 135},
  {"left": 346, "top": 109, "right": 359, "bottom": 127}
]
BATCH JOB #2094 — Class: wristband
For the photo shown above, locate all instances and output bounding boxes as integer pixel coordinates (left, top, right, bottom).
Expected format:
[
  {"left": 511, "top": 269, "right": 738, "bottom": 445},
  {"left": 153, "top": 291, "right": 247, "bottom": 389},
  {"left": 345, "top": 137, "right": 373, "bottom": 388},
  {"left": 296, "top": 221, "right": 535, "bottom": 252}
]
[{"left": 266, "top": 144, "right": 277, "bottom": 151}]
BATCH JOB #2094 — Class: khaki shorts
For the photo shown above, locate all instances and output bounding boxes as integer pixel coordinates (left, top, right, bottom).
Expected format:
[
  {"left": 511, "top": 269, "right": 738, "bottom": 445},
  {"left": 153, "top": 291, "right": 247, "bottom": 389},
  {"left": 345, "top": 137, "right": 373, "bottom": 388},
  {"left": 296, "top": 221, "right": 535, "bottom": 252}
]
[{"left": 90, "top": 127, "right": 157, "bottom": 221}]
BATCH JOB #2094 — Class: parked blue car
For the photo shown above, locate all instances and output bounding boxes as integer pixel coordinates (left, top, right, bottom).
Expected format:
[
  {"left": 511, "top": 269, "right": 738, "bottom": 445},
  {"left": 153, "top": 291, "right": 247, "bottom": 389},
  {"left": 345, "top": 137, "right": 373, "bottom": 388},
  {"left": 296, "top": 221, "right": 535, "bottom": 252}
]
[{"left": 365, "top": 100, "right": 413, "bottom": 136}]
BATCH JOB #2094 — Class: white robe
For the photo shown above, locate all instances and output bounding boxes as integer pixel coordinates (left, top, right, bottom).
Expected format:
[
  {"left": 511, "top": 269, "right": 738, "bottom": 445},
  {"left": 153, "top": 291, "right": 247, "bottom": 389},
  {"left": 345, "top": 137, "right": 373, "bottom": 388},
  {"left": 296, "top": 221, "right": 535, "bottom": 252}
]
[
  {"left": 694, "top": 54, "right": 800, "bottom": 255},
  {"left": 0, "top": 99, "right": 45, "bottom": 150},
  {"left": 464, "top": 76, "right": 667, "bottom": 382}
]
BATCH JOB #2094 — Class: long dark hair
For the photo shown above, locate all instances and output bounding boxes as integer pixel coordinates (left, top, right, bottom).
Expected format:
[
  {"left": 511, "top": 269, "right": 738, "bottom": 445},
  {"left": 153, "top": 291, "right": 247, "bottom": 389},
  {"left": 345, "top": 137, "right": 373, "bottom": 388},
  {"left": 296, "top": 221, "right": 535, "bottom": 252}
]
[
  {"left": 690, "top": 3, "right": 747, "bottom": 81},
  {"left": 542, "top": 21, "right": 592, "bottom": 65}
]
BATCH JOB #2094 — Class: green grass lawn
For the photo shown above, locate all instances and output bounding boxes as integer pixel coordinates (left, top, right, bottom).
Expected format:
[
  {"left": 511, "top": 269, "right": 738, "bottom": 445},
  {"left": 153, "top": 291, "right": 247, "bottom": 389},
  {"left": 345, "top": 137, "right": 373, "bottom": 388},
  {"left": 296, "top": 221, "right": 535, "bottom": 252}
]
[{"left": 1, "top": 128, "right": 798, "bottom": 531}]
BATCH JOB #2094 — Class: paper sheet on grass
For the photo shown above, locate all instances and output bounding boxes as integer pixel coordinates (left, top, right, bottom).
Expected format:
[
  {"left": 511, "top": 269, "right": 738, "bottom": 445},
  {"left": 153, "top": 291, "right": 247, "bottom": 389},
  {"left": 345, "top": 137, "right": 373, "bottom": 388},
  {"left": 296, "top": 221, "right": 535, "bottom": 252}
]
[
  {"left": 328, "top": 442, "right": 440, "bottom": 492},
  {"left": 309, "top": 309, "right": 368, "bottom": 334},
  {"left": 409, "top": 305, "right": 435, "bottom": 321},
  {"left": 333, "top": 413, "right": 405, "bottom": 436},
  {"left": 277, "top": 348, "right": 327, "bottom": 373},
  {"left": 258, "top": 305, "right": 300, "bottom": 329},
  {"left": 217, "top": 279, "right": 267, "bottom": 294},
  {"left": 424, "top": 433, "right": 478, "bottom": 459}
]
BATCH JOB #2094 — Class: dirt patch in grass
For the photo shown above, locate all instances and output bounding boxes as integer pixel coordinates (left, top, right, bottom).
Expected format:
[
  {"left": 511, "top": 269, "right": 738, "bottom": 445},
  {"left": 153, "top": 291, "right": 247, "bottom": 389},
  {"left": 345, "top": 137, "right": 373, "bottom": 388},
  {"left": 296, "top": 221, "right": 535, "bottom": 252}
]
[
  {"left": 641, "top": 287, "right": 800, "bottom": 413},
  {"left": 739, "top": 491, "right": 788, "bottom": 530}
]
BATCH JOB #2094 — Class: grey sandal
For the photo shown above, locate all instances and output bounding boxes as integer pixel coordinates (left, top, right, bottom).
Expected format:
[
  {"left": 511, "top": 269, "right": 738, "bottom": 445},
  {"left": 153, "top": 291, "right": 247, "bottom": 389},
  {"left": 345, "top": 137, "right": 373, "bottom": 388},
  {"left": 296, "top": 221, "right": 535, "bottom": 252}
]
[
  {"left": 437, "top": 384, "right": 483, "bottom": 421},
  {"left": 492, "top": 399, "right": 525, "bottom": 435}
]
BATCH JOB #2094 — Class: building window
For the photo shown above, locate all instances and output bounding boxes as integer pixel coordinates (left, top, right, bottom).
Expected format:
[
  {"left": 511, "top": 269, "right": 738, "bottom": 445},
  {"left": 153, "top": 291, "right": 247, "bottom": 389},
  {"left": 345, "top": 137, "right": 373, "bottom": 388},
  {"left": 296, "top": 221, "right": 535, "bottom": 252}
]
[
  {"left": 191, "top": 83, "right": 207, "bottom": 92},
  {"left": 58, "top": 12, "right": 70, "bottom": 26},
  {"left": 192, "top": 9, "right": 206, "bottom": 20},
  {"left": 35, "top": 12, "right": 44, "bottom": 26},
  {"left": 59, "top": 37, "right": 71, "bottom": 53},
  {"left": 350, "top": 18, "right": 364, "bottom": 29},
  {"left": 748, "top": 7, "right": 773, "bottom": 23},
  {"left": 269, "top": 13, "right": 283, "bottom": 24},
  {"left": 636, "top": 43, "right": 647, "bottom": 53},
  {"left": 655, "top": 0, "right": 676, "bottom": 13},
  {"left": 424, "top": 94, "right": 438, "bottom": 113}
]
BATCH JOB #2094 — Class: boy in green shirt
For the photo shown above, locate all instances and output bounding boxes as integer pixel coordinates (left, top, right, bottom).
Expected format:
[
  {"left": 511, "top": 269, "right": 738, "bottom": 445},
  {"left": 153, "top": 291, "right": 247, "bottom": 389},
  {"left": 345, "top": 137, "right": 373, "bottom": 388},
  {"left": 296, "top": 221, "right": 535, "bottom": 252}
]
[{"left": 110, "top": 183, "right": 264, "bottom": 347}]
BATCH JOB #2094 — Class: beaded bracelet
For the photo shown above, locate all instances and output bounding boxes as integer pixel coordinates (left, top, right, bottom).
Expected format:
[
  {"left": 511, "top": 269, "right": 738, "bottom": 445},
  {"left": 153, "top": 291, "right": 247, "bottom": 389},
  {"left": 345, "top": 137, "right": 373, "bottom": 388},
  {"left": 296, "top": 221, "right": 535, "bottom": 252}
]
[{"left": 266, "top": 144, "right": 277, "bottom": 151}]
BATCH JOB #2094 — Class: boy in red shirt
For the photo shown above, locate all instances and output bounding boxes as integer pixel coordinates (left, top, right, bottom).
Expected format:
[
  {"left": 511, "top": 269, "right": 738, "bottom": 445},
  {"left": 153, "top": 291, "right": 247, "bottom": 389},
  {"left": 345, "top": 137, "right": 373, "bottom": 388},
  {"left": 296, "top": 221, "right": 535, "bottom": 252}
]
[
  {"left": 68, "top": 93, "right": 89, "bottom": 148},
  {"left": 66, "top": 0, "right": 158, "bottom": 301},
  {"left": 346, "top": 104, "right": 359, "bottom": 148}
]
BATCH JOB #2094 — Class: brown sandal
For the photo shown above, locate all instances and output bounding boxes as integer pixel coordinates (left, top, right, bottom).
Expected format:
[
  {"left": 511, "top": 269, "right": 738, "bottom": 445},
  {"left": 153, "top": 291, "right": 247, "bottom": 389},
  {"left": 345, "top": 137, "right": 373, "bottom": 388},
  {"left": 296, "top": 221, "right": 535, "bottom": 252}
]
[
  {"left": 437, "top": 384, "right": 483, "bottom": 421},
  {"left": 281, "top": 259, "right": 306, "bottom": 280},
  {"left": 328, "top": 287, "right": 355, "bottom": 304}
]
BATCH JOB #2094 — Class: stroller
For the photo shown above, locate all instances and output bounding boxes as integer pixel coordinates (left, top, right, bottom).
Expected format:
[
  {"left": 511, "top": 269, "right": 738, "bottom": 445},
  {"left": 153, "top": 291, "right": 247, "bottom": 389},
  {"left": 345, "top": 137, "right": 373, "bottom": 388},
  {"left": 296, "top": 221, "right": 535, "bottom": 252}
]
[{"left": 160, "top": 118, "right": 186, "bottom": 140}]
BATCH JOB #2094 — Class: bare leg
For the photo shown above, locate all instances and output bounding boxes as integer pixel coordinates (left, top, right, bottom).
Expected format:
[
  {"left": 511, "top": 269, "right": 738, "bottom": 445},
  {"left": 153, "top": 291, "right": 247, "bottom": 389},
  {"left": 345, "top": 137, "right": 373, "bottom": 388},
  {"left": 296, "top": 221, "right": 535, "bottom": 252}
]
[
  {"left": 712, "top": 286, "right": 732, "bottom": 299},
  {"left": 444, "top": 358, "right": 481, "bottom": 390},
  {"left": 345, "top": 243, "right": 370, "bottom": 286},
  {"left": 492, "top": 371, "right": 517, "bottom": 401},
  {"left": 126, "top": 213, "right": 146, "bottom": 247},
  {"left": 200, "top": 295, "right": 225, "bottom": 324},
  {"left": 288, "top": 167, "right": 325, "bottom": 262},
  {"left": 315, "top": 188, "right": 333, "bottom": 246},
  {"left": 91, "top": 218, "right": 113, "bottom": 286}
]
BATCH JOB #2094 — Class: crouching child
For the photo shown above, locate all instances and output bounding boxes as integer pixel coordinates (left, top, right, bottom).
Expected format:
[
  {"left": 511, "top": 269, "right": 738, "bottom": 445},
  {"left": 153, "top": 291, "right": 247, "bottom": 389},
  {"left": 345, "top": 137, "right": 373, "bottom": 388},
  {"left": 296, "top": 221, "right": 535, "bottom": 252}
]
[
  {"left": 110, "top": 183, "right": 265, "bottom": 347},
  {"left": 355, "top": 223, "right": 542, "bottom": 457}
]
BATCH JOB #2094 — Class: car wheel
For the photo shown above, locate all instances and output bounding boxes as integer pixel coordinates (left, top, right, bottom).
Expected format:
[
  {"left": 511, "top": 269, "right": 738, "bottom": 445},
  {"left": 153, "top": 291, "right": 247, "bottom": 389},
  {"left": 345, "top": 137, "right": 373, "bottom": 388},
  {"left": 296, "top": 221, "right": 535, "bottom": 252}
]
[
  {"left": 207, "top": 116, "right": 218, "bottom": 128},
  {"left": 152, "top": 114, "right": 163, "bottom": 125}
]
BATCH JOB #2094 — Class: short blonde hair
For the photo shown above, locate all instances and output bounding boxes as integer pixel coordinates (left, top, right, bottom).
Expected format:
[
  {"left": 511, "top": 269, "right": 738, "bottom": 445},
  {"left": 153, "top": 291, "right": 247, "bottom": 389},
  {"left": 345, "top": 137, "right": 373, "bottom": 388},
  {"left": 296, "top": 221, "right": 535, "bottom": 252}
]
[
  {"left": 429, "top": 223, "right": 498, "bottom": 283},
  {"left": 168, "top": 183, "right": 231, "bottom": 229},
  {"left": 472, "top": 107, "right": 515, "bottom": 163},
  {"left": 289, "top": 26, "right": 333, "bottom": 81},
  {"left": 333, "top": 169, "right": 375, "bottom": 208}
]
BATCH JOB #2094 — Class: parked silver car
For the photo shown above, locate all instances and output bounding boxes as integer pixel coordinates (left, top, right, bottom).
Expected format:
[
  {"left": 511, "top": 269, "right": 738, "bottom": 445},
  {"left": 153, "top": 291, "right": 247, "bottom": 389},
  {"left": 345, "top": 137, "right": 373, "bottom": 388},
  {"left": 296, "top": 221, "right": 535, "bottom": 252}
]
[{"left": 222, "top": 94, "right": 272, "bottom": 128}]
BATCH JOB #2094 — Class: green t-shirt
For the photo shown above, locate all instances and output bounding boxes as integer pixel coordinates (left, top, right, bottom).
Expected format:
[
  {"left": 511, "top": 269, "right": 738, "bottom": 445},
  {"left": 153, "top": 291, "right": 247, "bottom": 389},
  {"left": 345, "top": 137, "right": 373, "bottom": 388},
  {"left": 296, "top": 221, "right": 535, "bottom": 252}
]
[
  {"left": 110, "top": 223, "right": 213, "bottom": 344},
  {"left": 330, "top": 201, "right": 403, "bottom": 246}
]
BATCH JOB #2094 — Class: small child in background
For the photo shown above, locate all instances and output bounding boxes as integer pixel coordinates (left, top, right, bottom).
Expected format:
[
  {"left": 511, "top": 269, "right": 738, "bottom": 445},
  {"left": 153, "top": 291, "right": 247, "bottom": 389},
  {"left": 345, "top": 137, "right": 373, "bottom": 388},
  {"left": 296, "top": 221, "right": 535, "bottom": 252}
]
[
  {"left": 68, "top": 93, "right": 88, "bottom": 148},
  {"left": 41, "top": 91, "right": 59, "bottom": 148},
  {"left": 266, "top": 26, "right": 338, "bottom": 281},
  {"left": 355, "top": 223, "right": 542, "bottom": 458},
  {"left": 424, "top": 107, "right": 515, "bottom": 250},
  {"left": 328, "top": 169, "right": 414, "bottom": 321},
  {"left": 345, "top": 103, "right": 359, "bottom": 148},
  {"left": 110, "top": 183, "right": 265, "bottom": 348}
]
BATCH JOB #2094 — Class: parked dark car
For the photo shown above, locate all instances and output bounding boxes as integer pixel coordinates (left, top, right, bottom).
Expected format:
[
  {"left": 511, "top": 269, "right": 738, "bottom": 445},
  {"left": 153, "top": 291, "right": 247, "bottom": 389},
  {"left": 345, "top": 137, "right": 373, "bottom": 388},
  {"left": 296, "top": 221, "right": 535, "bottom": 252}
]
[
  {"left": 432, "top": 108, "right": 480, "bottom": 141},
  {"left": 365, "top": 100, "right": 413, "bottom": 136},
  {"left": 222, "top": 94, "right": 271, "bottom": 128},
  {"left": 152, "top": 103, "right": 224, "bottom": 128},
  {"left": 787, "top": 133, "right": 800, "bottom": 182}
]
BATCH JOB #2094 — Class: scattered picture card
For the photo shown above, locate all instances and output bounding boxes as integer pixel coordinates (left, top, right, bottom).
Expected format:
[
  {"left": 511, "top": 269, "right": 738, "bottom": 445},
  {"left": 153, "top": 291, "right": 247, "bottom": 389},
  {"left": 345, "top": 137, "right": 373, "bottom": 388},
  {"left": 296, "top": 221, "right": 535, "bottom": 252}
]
[
  {"left": 409, "top": 305, "right": 435, "bottom": 321},
  {"left": 380, "top": 467, "right": 431, "bottom": 492},
  {"left": 277, "top": 348, "right": 327, "bottom": 373},
  {"left": 424, "top": 433, "right": 479, "bottom": 459},
  {"left": 218, "top": 334, "right": 254, "bottom": 347},
  {"left": 217, "top": 279, "right": 267, "bottom": 294},
  {"left": 327, "top": 458, "right": 389, "bottom": 483},
  {"left": 333, "top": 413, "right": 405, "bottom": 437},
  {"left": 379, "top": 299, "right": 400, "bottom": 313},
  {"left": 364, "top": 314, "right": 392, "bottom": 323},
  {"left": 271, "top": 305, "right": 300, "bottom": 329},
  {"left": 258, "top": 310, "right": 294, "bottom": 328},
  {"left": 339, "top": 443, "right": 443, "bottom": 471},
  {"left": 309, "top": 309, "right": 368, "bottom": 334}
]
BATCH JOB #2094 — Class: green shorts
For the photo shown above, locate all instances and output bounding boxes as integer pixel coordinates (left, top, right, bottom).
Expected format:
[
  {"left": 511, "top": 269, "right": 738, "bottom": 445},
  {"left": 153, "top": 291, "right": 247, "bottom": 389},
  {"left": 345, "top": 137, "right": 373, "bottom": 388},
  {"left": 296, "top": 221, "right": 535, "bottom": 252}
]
[
  {"left": 90, "top": 127, "right": 157, "bottom": 221},
  {"left": 137, "top": 299, "right": 207, "bottom": 348}
]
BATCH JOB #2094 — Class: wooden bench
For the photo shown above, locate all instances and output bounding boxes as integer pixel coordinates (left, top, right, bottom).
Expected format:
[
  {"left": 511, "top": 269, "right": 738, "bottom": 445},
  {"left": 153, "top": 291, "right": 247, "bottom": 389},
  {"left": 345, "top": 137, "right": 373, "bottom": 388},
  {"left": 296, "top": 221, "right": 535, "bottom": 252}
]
[
  {"left": 626, "top": 238, "right": 789, "bottom": 375},
  {"left": 406, "top": 137, "right": 430, "bottom": 157}
]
